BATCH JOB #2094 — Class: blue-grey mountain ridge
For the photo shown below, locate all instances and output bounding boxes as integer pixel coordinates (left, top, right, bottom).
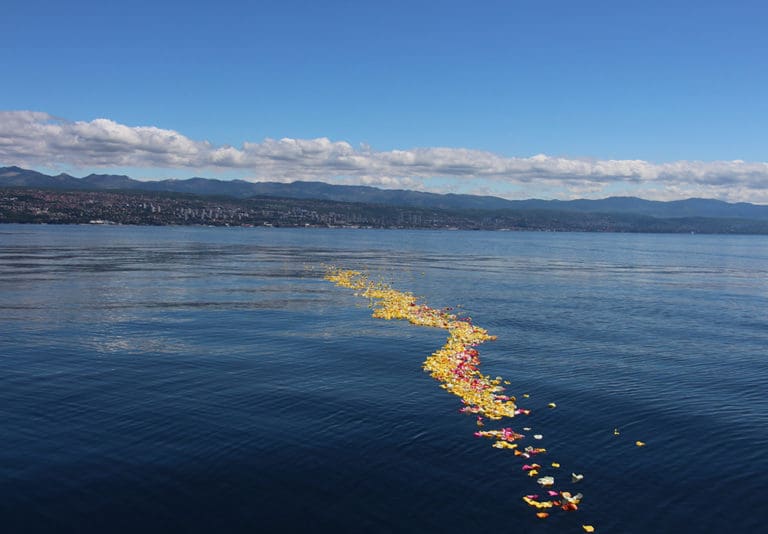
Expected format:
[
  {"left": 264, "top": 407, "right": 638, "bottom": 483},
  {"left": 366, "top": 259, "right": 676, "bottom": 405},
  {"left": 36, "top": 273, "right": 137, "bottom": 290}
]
[{"left": 2, "top": 165, "right": 766, "bottom": 220}]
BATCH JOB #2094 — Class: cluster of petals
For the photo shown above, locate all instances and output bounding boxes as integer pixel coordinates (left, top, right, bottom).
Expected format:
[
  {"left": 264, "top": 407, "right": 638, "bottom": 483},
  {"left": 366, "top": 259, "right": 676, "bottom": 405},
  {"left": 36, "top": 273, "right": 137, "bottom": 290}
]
[
  {"left": 325, "top": 268, "right": 516, "bottom": 419},
  {"left": 326, "top": 268, "right": 596, "bottom": 531},
  {"left": 523, "top": 490, "right": 583, "bottom": 512}
]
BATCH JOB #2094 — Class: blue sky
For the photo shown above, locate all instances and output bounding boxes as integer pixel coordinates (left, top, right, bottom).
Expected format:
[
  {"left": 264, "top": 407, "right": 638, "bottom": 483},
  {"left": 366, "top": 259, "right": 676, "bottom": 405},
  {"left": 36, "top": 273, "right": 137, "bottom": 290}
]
[{"left": 2, "top": 0, "right": 767, "bottom": 201}]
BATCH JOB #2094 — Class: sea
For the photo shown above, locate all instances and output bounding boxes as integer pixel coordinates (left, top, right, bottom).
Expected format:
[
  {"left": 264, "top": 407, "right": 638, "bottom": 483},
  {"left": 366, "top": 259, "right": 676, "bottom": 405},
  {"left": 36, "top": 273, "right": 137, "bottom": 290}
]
[{"left": 1, "top": 224, "right": 766, "bottom": 533}]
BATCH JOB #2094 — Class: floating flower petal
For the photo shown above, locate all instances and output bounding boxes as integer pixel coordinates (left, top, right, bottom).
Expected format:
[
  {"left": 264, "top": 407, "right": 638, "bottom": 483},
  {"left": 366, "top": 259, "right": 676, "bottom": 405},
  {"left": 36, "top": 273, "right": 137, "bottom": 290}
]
[
  {"left": 537, "top": 476, "right": 555, "bottom": 487},
  {"left": 562, "top": 492, "right": 583, "bottom": 504}
]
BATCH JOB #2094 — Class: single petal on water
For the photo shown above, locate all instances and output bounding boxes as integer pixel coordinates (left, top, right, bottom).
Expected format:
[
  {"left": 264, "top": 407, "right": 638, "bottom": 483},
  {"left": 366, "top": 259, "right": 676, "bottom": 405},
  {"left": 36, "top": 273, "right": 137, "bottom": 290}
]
[{"left": 563, "top": 492, "right": 583, "bottom": 504}]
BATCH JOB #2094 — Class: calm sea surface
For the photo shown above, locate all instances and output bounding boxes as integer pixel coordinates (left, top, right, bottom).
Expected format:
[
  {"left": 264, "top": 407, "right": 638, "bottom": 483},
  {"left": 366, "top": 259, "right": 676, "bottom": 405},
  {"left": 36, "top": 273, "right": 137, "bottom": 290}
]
[{"left": 1, "top": 225, "right": 767, "bottom": 533}]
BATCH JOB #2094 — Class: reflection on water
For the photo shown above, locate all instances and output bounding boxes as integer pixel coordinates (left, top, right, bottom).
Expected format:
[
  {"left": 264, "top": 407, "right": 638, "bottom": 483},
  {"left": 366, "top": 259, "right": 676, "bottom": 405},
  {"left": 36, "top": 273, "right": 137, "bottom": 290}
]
[{"left": 1, "top": 225, "right": 767, "bottom": 533}]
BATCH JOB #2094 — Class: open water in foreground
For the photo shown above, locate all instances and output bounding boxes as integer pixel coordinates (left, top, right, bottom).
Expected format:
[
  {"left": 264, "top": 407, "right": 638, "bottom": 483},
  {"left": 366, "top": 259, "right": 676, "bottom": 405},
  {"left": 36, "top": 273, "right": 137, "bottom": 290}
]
[{"left": 1, "top": 225, "right": 767, "bottom": 533}]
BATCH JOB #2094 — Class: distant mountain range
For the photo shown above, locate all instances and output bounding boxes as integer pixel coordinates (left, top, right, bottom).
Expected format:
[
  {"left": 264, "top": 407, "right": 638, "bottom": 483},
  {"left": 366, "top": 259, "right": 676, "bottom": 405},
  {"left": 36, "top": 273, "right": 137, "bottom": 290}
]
[{"left": 2, "top": 165, "right": 768, "bottom": 220}]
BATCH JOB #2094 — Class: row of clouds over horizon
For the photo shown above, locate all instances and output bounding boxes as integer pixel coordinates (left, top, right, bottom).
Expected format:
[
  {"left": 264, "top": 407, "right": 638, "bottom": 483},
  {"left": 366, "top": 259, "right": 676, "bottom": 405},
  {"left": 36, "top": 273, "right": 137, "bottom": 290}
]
[{"left": 2, "top": 111, "right": 767, "bottom": 203}]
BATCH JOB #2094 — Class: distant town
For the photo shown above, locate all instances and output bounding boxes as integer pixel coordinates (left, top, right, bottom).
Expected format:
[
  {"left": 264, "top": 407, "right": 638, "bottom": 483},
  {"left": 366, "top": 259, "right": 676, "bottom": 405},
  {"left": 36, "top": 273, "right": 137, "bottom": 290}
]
[
  {"left": 0, "top": 188, "right": 546, "bottom": 229},
  {"left": 3, "top": 187, "right": 768, "bottom": 234}
]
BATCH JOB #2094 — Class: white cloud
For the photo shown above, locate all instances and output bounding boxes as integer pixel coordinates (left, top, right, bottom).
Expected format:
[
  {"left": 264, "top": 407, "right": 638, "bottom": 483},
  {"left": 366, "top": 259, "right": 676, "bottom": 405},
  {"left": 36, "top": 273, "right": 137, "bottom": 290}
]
[{"left": 1, "top": 110, "right": 767, "bottom": 202}]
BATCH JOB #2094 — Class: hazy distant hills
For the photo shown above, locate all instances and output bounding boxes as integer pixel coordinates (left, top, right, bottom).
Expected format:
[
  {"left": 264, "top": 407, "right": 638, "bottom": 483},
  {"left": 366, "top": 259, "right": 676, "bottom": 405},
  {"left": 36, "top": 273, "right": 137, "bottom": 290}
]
[{"left": 2, "top": 165, "right": 768, "bottom": 220}]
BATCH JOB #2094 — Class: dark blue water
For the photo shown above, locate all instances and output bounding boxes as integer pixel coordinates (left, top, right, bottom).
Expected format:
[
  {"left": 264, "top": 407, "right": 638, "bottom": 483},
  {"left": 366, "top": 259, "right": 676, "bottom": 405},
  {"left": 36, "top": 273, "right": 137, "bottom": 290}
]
[{"left": 1, "top": 225, "right": 767, "bottom": 533}]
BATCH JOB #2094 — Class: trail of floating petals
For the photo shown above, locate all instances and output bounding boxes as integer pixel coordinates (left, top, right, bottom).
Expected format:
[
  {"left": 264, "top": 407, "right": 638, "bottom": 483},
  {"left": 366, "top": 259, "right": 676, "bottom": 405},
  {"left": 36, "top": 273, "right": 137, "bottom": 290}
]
[
  {"left": 325, "top": 268, "right": 516, "bottom": 419},
  {"left": 325, "top": 268, "right": 593, "bottom": 530}
]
